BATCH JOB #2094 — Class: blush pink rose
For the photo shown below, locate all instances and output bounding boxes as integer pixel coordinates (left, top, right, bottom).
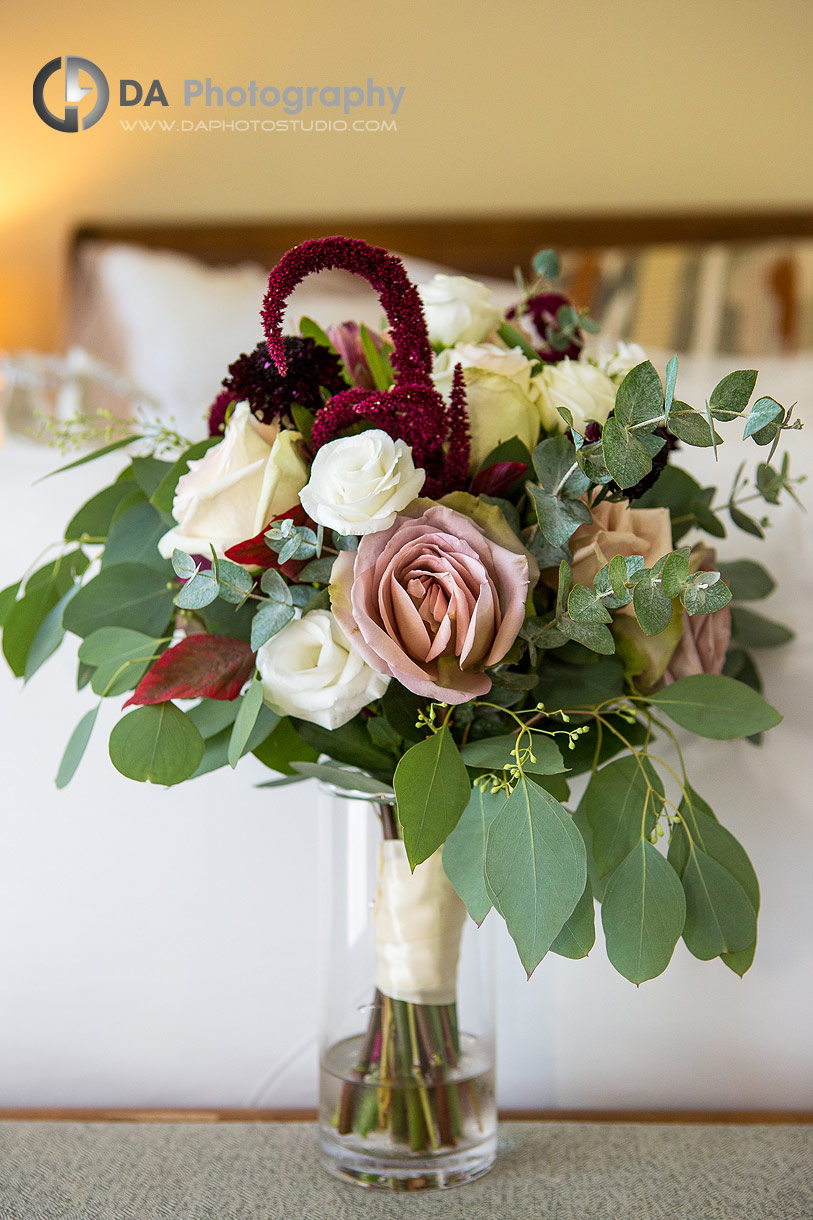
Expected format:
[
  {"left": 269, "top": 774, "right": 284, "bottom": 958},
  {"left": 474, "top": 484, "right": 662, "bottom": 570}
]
[{"left": 330, "top": 503, "right": 534, "bottom": 704}]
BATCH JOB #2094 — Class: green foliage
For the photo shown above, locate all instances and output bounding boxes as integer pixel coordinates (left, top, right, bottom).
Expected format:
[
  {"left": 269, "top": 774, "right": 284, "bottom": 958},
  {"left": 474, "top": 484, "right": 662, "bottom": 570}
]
[
  {"left": 579, "top": 755, "right": 662, "bottom": 877},
  {"left": 252, "top": 717, "right": 318, "bottom": 775},
  {"left": 442, "top": 785, "right": 503, "bottom": 925},
  {"left": 64, "top": 563, "right": 176, "bottom": 639},
  {"left": 292, "top": 762, "right": 395, "bottom": 797},
  {"left": 359, "top": 324, "right": 394, "bottom": 391},
  {"left": 550, "top": 876, "right": 595, "bottom": 960},
  {"left": 709, "top": 370, "right": 757, "bottom": 422},
  {"left": 394, "top": 727, "right": 471, "bottom": 868},
  {"left": 601, "top": 840, "right": 686, "bottom": 984},
  {"left": 293, "top": 717, "right": 393, "bottom": 775},
  {"left": 102, "top": 503, "right": 172, "bottom": 572},
  {"left": 483, "top": 775, "right": 587, "bottom": 975},
  {"left": 730, "top": 607, "right": 794, "bottom": 649},
  {"left": 743, "top": 396, "right": 784, "bottom": 444},
  {"left": 192, "top": 706, "right": 279, "bottom": 778},
  {"left": 647, "top": 674, "right": 782, "bottom": 739},
  {"left": 109, "top": 703, "right": 205, "bottom": 785},
  {"left": 613, "top": 361, "right": 663, "bottom": 427},
  {"left": 717, "top": 559, "right": 775, "bottom": 601},
  {"left": 667, "top": 401, "right": 721, "bottom": 447},
  {"left": 3, "top": 551, "right": 90, "bottom": 677},
  {"left": 65, "top": 482, "right": 137, "bottom": 542},
  {"left": 460, "top": 733, "right": 565, "bottom": 776},
  {"left": 601, "top": 416, "right": 654, "bottom": 489},
  {"left": 228, "top": 676, "right": 264, "bottom": 768},
  {"left": 529, "top": 485, "right": 591, "bottom": 547},
  {"left": 55, "top": 705, "right": 100, "bottom": 789}
]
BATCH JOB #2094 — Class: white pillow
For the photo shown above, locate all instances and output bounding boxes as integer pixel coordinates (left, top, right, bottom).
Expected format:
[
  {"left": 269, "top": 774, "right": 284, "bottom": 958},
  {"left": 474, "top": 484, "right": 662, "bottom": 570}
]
[{"left": 69, "top": 241, "right": 518, "bottom": 437}]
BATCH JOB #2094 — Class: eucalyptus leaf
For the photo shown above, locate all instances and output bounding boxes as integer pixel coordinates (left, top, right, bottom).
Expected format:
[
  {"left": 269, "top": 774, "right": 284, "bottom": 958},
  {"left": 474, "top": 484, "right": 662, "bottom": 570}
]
[
  {"left": 250, "top": 600, "right": 295, "bottom": 651},
  {"left": 743, "top": 397, "right": 783, "bottom": 442},
  {"left": 64, "top": 563, "right": 177, "bottom": 639},
  {"left": 730, "top": 606, "right": 794, "bottom": 648},
  {"left": 667, "top": 402, "right": 722, "bottom": 447},
  {"left": 601, "top": 416, "right": 654, "bottom": 489},
  {"left": 601, "top": 840, "right": 686, "bottom": 984},
  {"left": 228, "top": 678, "right": 264, "bottom": 768},
  {"left": 292, "top": 762, "right": 395, "bottom": 797},
  {"left": 443, "top": 785, "right": 505, "bottom": 924},
  {"left": 550, "top": 876, "right": 595, "bottom": 960},
  {"left": 55, "top": 704, "right": 100, "bottom": 789},
  {"left": 647, "top": 674, "right": 781, "bottom": 739},
  {"left": 529, "top": 486, "right": 592, "bottom": 547},
  {"left": 709, "top": 370, "right": 757, "bottom": 422},
  {"left": 394, "top": 727, "right": 471, "bottom": 868},
  {"left": 460, "top": 733, "right": 566, "bottom": 775},
  {"left": 717, "top": 560, "right": 775, "bottom": 601},
  {"left": 579, "top": 754, "right": 663, "bottom": 877},
  {"left": 109, "top": 703, "right": 205, "bottom": 785},
  {"left": 175, "top": 571, "right": 219, "bottom": 610},
  {"left": 484, "top": 776, "right": 586, "bottom": 974},
  {"left": 612, "top": 361, "right": 664, "bottom": 427}
]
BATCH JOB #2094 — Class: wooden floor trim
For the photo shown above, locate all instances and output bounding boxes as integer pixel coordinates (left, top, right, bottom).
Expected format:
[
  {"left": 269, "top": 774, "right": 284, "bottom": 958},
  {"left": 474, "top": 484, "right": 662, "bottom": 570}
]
[{"left": 0, "top": 1107, "right": 810, "bottom": 1125}]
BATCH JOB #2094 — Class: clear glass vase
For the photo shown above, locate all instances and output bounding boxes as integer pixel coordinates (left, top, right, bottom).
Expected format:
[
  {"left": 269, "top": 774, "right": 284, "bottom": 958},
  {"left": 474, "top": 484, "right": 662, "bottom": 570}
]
[{"left": 317, "top": 783, "right": 497, "bottom": 1190}]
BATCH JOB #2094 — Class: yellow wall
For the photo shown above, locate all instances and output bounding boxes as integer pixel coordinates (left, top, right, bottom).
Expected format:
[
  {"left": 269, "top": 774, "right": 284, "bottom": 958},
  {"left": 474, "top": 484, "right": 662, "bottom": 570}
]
[{"left": 2, "top": 0, "right": 812, "bottom": 351}]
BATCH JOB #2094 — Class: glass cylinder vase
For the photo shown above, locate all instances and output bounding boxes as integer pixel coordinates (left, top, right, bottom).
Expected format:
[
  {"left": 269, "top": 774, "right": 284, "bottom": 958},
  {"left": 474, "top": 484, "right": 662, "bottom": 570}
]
[{"left": 317, "top": 783, "right": 497, "bottom": 1190}]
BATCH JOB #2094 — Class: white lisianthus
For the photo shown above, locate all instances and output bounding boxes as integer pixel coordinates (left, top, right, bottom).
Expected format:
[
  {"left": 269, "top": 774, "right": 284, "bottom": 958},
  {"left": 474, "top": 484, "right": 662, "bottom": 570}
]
[
  {"left": 432, "top": 344, "right": 541, "bottom": 471},
  {"left": 256, "top": 609, "right": 389, "bottom": 730},
  {"left": 533, "top": 358, "right": 618, "bottom": 435},
  {"left": 299, "top": 429, "right": 424, "bottom": 536},
  {"left": 594, "top": 341, "right": 649, "bottom": 383},
  {"left": 418, "top": 274, "right": 503, "bottom": 346},
  {"left": 158, "top": 402, "right": 309, "bottom": 558}
]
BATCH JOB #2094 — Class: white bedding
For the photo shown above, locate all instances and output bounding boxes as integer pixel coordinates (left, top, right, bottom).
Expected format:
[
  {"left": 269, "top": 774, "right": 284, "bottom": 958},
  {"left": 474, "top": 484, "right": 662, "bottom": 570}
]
[{"left": 0, "top": 355, "right": 811, "bottom": 1110}]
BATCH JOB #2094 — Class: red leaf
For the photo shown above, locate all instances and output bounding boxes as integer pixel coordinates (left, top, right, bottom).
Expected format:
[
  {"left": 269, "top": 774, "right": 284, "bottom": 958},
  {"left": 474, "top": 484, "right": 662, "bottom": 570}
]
[
  {"left": 125, "top": 635, "right": 255, "bottom": 706},
  {"left": 225, "top": 504, "right": 309, "bottom": 577},
  {"left": 469, "top": 462, "right": 528, "bottom": 497}
]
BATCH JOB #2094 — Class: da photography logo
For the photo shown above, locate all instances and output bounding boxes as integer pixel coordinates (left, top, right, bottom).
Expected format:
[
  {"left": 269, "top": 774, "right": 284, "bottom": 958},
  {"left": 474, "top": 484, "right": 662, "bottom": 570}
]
[{"left": 33, "top": 56, "right": 109, "bottom": 132}]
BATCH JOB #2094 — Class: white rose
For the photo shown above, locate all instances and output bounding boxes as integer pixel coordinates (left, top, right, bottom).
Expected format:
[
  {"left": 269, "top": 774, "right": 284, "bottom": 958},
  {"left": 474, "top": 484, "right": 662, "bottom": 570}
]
[
  {"left": 432, "top": 344, "right": 541, "bottom": 471},
  {"left": 593, "top": 341, "right": 649, "bottom": 383},
  {"left": 158, "top": 402, "right": 309, "bottom": 559},
  {"left": 257, "top": 609, "right": 389, "bottom": 730},
  {"left": 534, "top": 358, "right": 618, "bottom": 435},
  {"left": 299, "top": 429, "right": 424, "bottom": 536},
  {"left": 418, "top": 274, "right": 503, "bottom": 346}
]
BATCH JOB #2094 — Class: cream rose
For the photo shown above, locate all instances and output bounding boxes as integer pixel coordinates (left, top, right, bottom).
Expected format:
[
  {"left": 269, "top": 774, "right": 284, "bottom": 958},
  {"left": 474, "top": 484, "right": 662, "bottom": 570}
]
[
  {"left": 432, "top": 344, "right": 541, "bottom": 470},
  {"left": 569, "top": 499, "right": 673, "bottom": 589},
  {"left": 534, "top": 357, "right": 617, "bottom": 435},
  {"left": 594, "top": 342, "right": 649, "bottom": 383},
  {"left": 418, "top": 274, "right": 503, "bottom": 346},
  {"left": 256, "top": 608, "right": 389, "bottom": 729},
  {"left": 299, "top": 430, "right": 425, "bottom": 536},
  {"left": 158, "top": 402, "right": 309, "bottom": 559}
]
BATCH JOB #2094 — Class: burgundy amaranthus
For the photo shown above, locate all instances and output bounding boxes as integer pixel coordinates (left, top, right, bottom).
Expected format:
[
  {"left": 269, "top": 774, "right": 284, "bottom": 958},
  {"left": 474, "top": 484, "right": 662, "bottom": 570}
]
[
  {"left": 208, "top": 336, "right": 345, "bottom": 437},
  {"left": 260, "top": 236, "right": 470, "bottom": 496}
]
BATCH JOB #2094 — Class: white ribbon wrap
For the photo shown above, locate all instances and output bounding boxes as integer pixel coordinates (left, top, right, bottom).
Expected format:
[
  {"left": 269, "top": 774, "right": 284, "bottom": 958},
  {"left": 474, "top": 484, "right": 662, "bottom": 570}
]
[{"left": 373, "top": 840, "right": 467, "bottom": 1005}]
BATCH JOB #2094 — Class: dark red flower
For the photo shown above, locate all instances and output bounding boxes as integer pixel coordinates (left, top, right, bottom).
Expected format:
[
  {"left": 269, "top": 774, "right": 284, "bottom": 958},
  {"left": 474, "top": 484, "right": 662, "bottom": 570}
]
[
  {"left": 508, "top": 291, "right": 583, "bottom": 363},
  {"left": 260, "top": 236, "right": 470, "bottom": 497}
]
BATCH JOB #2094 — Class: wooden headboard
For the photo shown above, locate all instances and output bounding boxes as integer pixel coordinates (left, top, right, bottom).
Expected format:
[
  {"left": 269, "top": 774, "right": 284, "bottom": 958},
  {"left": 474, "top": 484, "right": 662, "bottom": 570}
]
[{"left": 72, "top": 210, "right": 813, "bottom": 278}]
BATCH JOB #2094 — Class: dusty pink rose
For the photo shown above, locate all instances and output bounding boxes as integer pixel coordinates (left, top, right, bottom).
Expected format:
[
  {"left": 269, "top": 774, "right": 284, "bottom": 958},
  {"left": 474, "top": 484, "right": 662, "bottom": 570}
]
[
  {"left": 569, "top": 499, "right": 673, "bottom": 589},
  {"left": 663, "top": 548, "right": 731, "bottom": 684},
  {"left": 330, "top": 503, "right": 534, "bottom": 704}
]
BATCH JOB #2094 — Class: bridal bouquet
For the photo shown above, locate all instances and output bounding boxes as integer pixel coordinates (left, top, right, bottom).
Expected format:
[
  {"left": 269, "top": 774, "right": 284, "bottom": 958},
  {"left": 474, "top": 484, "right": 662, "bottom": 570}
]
[{"left": 2, "top": 236, "right": 799, "bottom": 1180}]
